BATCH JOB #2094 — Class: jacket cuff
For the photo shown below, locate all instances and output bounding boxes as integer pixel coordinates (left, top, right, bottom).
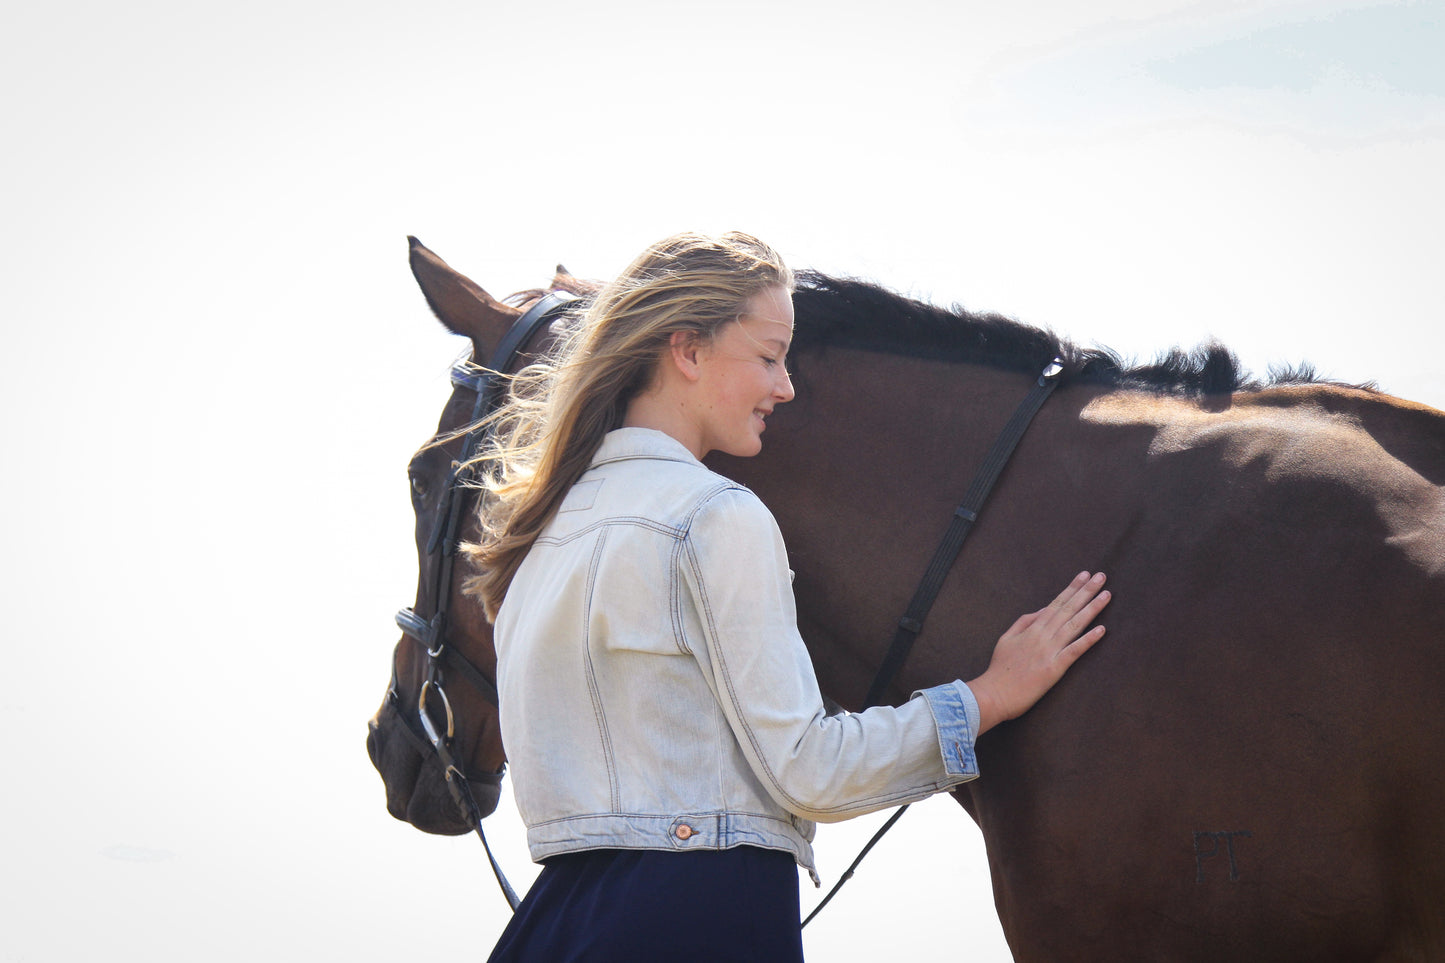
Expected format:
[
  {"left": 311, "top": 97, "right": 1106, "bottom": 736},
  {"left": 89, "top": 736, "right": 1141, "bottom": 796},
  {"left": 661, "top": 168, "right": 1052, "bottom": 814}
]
[{"left": 914, "top": 681, "right": 981, "bottom": 778}]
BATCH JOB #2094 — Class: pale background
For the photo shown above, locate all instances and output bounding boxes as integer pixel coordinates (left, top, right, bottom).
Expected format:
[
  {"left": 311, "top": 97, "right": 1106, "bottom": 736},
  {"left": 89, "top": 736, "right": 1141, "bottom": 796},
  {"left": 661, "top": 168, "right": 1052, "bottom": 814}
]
[{"left": 3, "top": 0, "right": 1441, "bottom": 960}]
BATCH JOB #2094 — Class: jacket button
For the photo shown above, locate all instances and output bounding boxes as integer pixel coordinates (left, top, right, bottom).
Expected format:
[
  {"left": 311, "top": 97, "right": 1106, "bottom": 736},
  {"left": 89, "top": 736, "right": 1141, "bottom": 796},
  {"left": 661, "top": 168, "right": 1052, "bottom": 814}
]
[{"left": 675, "top": 824, "right": 694, "bottom": 840}]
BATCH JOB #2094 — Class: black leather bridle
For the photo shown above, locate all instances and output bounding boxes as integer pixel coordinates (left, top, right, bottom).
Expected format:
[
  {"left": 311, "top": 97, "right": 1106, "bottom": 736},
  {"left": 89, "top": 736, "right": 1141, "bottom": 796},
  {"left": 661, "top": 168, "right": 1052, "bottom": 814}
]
[{"left": 390, "top": 291, "right": 577, "bottom": 910}]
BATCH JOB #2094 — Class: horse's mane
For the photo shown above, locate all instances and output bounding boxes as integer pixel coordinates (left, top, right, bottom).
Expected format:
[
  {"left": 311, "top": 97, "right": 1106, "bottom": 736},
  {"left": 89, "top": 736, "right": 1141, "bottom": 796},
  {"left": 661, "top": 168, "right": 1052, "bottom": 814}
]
[{"left": 792, "top": 271, "right": 1368, "bottom": 396}]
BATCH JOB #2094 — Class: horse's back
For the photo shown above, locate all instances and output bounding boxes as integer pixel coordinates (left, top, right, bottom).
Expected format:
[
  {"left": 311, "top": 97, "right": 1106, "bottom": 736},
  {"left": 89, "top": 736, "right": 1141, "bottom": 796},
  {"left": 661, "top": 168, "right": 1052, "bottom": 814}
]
[{"left": 987, "top": 384, "right": 1445, "bottom": 961}]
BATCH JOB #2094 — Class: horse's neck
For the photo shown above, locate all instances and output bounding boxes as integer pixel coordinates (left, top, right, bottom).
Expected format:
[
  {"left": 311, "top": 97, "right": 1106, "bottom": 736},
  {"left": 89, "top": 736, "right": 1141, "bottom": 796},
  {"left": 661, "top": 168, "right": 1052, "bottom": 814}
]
[{"left": 725, "top": 354, "right": 1070, "bottom": 705}]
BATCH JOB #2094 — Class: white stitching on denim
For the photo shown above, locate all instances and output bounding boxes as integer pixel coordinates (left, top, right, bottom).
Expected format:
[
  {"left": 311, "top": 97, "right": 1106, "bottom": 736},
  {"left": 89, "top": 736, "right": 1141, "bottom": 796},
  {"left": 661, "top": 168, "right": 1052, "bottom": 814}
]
[{"left": 582, "top": 526, "right": 621, "bottom": 811}]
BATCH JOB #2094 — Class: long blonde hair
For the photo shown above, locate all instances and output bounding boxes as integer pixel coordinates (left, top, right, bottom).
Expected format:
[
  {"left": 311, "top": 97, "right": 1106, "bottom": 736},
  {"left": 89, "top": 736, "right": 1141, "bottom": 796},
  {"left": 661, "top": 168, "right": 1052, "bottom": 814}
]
[{"left": 462, "top": 231, "right": 793, "bottom": 619}]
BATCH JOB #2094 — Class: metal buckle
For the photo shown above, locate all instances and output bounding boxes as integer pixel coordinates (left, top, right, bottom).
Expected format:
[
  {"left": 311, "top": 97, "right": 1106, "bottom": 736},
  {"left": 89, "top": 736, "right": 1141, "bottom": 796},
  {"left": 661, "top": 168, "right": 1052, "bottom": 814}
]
[
  {"left": 418, "top": 679, "right": 456, "bottom": 747},
  {"left": 1038, "top": 357, "right": 1065, "bottom": 385}
]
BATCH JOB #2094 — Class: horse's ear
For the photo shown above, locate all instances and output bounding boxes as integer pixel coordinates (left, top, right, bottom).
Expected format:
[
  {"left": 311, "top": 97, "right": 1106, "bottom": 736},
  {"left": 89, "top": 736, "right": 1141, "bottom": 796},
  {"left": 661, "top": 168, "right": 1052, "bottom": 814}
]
[
  {"left": 408, "top": 236, "right": 520, "bottom": 348},
  {"left": 551, "top": 263, "right": 605, "bottom": 298}
]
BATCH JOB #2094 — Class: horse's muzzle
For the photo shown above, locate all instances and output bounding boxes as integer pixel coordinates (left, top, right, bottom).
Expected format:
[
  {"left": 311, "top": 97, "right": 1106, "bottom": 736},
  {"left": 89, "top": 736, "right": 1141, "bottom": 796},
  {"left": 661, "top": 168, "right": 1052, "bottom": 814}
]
[{"left": 366, "top": 699, "right": 500, "bottom": 835}]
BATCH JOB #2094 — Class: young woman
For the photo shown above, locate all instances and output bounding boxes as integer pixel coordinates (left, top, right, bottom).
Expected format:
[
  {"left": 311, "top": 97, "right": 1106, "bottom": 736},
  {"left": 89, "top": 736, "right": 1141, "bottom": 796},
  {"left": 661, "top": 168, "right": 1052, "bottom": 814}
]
[{"left": 467, "top": 232, "right": 1110, "bottom": 961}]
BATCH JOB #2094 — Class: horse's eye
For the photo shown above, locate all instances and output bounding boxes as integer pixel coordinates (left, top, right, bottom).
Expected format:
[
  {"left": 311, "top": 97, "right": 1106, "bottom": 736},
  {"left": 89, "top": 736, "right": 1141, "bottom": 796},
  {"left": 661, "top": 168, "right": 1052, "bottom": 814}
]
[{"left": 409, "top": 472, "right": 429, "bottom": 499}]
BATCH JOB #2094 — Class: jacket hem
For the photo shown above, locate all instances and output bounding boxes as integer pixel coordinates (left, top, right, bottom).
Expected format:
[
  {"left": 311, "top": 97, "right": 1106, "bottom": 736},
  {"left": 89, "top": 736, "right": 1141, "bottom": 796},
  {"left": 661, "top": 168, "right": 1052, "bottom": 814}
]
[{"left": 526, "top": 811, "right": 821, "bottom": 885}]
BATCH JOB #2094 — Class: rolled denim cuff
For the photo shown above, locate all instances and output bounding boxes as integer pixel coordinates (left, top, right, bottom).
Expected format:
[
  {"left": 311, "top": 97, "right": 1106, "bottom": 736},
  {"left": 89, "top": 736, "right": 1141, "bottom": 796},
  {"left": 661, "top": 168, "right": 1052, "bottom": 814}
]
[{"left": 915, "top": 680, "right": 981, "bottom": 778}]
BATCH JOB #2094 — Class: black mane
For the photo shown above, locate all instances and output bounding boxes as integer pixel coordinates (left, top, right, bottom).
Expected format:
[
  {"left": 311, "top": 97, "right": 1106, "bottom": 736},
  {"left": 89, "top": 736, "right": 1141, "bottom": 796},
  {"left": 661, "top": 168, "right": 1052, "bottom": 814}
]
[{"left": 792, "top": 271, "right": 1359, "bottom": 396}]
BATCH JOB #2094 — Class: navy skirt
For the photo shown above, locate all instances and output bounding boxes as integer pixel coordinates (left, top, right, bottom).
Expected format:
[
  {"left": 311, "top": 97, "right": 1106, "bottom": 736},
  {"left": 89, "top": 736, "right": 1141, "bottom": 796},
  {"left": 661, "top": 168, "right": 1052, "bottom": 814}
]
[{"left": 486, "top": 846, "right": 804, "bottom": 962}]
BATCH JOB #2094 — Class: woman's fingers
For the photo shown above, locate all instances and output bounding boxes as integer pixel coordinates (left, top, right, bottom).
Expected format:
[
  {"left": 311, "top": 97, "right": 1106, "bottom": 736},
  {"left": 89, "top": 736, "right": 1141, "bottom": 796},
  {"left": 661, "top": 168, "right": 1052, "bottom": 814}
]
[
  {"left": 1076, "top": 589, "right": 1112, "bottom": 630},
  {"left": 1044, "top": 571, "right": 1097, "bottom": 611},
  {"left": 969, "top": 572, "right": 1113, "bottom": 733},
  {"left": 1043, "top": 572, "right": 1109, "bottom": 637},
  {"left": 1059, "top": 623, "right": 1107, "bottom": 665}
]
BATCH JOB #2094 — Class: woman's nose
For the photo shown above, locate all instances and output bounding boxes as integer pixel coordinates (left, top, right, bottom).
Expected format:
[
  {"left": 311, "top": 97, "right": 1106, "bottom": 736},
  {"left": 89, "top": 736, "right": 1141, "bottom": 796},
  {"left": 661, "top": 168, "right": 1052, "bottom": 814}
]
[{"left": 775, "top": 368, "right": 795, "bottom": 402}]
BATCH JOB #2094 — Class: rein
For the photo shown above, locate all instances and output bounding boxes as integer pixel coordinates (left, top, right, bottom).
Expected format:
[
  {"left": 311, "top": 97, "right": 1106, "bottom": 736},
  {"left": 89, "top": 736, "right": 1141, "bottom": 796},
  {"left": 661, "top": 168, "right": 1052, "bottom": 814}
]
[
  {"left": 392, "top": 292, "right": 576, "bottom": 912},
  {"left": 802, "top": 356, "right": 1065, "bottom": 928}
]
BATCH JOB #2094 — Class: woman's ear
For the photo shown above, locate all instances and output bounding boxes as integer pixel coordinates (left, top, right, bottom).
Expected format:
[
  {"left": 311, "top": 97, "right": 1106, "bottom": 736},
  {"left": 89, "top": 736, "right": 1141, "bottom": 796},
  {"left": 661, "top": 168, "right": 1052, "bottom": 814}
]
[{"left": 668, "top": 330, "right": 705, "bottom": 382}]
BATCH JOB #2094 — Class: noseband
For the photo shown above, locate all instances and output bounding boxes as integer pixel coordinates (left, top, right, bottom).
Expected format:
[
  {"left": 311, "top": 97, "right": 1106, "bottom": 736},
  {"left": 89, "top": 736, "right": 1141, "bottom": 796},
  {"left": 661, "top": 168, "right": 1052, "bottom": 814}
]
[{"left": 391, "top": 291, "right": 576, "bottom": 909}]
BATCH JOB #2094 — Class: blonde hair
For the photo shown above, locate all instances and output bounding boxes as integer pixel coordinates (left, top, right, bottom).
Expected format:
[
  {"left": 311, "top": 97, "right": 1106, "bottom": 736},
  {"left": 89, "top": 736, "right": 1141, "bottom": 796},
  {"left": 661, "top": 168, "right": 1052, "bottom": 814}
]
[{"left": 462, "top": 231, "right": 793, "bottom": 619}]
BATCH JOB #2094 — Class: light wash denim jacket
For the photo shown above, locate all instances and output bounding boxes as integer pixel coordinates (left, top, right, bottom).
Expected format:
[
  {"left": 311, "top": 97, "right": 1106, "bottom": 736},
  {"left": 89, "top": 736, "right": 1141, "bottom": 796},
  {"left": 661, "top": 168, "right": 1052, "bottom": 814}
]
[{"left": 494, "top": 428, "right": 982, "bottom": 883}]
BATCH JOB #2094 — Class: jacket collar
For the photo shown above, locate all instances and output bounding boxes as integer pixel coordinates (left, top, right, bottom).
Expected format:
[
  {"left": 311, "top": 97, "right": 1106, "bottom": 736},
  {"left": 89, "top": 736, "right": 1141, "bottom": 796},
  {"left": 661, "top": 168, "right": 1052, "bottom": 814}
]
[{"left": 591, "top": 427, "right": 703, "bottom": 469}]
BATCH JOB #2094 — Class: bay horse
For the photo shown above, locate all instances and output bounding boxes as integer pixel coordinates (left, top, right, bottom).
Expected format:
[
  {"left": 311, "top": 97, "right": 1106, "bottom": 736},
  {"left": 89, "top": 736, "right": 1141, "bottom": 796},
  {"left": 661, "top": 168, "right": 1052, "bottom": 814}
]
[{"left": 369, "top": 237, "right": 1445, "bottom": 961}]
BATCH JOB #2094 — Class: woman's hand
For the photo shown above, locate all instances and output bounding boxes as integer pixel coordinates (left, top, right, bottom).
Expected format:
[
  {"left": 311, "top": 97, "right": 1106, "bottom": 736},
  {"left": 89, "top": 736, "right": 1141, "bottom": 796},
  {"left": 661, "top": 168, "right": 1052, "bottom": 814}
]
[{"left": 967, "top": 571, "right": 1111, "bottom": 735}]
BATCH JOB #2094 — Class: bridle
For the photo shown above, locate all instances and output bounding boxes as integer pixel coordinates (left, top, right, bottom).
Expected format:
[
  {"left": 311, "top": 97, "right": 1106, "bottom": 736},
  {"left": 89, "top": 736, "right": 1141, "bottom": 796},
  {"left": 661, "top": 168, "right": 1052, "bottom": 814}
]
[{"left": 390, "top": 291, "right": 577, "bottom": 910}]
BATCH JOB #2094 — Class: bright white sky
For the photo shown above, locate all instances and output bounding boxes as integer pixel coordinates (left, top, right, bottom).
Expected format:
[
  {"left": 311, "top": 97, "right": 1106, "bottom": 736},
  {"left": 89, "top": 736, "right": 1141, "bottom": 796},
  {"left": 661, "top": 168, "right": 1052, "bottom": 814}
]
[{"left": 3, "top": 1, "right": 1441, "bottom": 960}]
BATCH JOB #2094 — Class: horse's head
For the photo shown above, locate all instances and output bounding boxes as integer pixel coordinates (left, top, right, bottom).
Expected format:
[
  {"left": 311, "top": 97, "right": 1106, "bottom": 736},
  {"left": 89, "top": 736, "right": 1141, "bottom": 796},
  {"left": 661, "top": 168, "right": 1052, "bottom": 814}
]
[{"left": 366, "top": 237, "right": 599, "bottom": 834}]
